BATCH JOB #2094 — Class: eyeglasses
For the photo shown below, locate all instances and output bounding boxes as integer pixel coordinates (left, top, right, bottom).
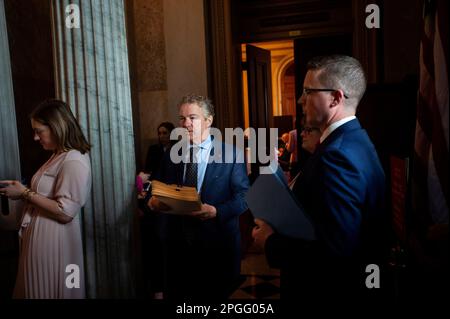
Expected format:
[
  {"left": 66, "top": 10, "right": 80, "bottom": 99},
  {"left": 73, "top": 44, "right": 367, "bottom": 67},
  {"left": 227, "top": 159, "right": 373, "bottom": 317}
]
[
  {"left": 302, "top": 87, "right": 349, "bottom": 99},
  {"left": 301, "top": 127, "right": 320, "bottom": 134}
]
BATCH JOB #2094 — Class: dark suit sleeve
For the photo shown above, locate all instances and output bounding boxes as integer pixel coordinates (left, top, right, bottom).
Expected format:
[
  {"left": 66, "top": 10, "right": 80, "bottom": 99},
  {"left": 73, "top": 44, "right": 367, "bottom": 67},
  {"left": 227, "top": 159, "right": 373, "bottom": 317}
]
[
  {"left": 316, "top": 147, "right": 366, "bottom": 256},
  {"left": 214, "top": 151, "right": 250, "bottom": 225},
  {"left": 265, "top": 147, "right": 367, "bottom": 266}
]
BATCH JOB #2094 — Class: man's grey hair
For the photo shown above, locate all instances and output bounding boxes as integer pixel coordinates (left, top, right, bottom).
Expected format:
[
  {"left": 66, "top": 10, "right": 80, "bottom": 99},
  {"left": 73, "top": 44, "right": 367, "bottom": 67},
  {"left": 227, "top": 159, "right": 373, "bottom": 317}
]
[
  {"left": 307, "top": 55, "right": 367, "bottom": 108},
  {"left": 178, "top": 94, "right": 215, "bottom": 119}
]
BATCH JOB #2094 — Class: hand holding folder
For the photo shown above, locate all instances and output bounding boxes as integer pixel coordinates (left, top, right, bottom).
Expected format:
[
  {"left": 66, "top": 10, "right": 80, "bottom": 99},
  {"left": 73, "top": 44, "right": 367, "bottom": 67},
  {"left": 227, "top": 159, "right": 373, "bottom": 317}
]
[
  {"left": 151, "top": 180, "right": 202, "bottom": 214},
  {"left": 246, "top": 168, "right": 316, "bottom": 240}
]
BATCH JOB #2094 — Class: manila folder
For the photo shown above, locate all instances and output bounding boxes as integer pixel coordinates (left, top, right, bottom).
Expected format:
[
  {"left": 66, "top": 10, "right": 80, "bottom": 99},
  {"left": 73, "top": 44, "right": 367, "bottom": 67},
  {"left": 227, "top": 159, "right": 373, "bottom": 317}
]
[{"left": 151, "top": 180, "right": 202, "bottom": 214}]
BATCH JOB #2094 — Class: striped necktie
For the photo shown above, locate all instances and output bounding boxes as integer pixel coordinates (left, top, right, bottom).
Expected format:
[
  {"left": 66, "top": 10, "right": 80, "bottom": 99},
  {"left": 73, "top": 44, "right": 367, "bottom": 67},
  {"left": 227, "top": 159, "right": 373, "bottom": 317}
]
[{"left": 184, "top": 146, "right": 198, "bottom": 189}]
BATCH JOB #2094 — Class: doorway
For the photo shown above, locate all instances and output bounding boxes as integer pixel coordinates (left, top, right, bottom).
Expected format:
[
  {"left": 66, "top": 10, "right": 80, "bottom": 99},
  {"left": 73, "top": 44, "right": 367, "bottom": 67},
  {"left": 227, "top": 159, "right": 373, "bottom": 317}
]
[
  {"left": 241, "top": 40, "right": 295, "bottom": 135},
  {"left": 240, "top": 34, "right": 353, "bottom": 138}
]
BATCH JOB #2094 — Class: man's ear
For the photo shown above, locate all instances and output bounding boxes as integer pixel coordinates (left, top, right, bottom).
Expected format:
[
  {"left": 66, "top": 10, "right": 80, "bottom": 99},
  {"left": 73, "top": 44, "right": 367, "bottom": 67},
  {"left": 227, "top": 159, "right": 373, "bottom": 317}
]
[
  {"left": 331, "top": 90, "right": 345, "bottom": 107},
  {"left": 206, "top": 116, "right": 213, "bottom": 127}
]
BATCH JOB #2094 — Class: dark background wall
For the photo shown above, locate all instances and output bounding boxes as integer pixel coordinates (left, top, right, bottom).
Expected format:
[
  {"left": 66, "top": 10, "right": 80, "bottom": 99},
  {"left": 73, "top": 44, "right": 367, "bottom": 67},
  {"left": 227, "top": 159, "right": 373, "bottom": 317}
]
[
  {"left": 4, "top": 0, "right": 55, "bottom": 184},
  {"left": 383, "top": 0, "right": 421, "bottom": 83}
]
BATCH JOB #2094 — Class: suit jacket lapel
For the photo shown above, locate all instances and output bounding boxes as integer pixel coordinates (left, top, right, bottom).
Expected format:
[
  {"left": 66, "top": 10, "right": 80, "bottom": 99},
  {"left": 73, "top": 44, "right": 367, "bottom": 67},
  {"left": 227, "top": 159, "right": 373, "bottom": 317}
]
[
  {"left": 172, "top": 148, "right": 185, "bottom": 185},
  {"left": 201, "top": 141, "right": 221, "bottom": 193}
]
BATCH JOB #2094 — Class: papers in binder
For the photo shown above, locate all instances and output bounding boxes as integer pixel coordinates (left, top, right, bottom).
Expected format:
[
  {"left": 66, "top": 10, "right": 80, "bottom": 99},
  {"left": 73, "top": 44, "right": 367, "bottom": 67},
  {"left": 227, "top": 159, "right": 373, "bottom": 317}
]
[
  {"left": 246, "top": 169, "right": 316, "bottom": 240},
  {"left": 151, "top": 180, "right": 202, "bottom": 214}
]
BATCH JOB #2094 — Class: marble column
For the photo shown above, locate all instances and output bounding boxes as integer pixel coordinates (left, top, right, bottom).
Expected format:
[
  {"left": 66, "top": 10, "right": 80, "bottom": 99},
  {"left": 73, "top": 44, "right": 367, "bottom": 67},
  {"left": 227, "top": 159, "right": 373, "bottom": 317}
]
[
  {"left": 0, "top": 0, "right": 22, "bottom": 229},
  {"left": 51, "top": 0, "right": 136, "bottom": 298}
]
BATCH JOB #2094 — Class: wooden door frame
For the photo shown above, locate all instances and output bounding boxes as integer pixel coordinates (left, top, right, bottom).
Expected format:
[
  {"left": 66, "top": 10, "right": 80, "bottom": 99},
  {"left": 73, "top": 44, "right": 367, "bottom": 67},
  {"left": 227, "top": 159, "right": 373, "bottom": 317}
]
[{"left": 203, "top": 0, "right": 243, "bottom": 132}]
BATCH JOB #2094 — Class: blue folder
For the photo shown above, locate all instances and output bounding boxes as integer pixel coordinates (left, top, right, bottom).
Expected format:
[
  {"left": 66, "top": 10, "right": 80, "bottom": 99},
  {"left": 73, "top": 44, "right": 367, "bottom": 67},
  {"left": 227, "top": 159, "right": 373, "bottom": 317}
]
[{"left": 246, "top": 168, "right": 316, "bottom": 240}]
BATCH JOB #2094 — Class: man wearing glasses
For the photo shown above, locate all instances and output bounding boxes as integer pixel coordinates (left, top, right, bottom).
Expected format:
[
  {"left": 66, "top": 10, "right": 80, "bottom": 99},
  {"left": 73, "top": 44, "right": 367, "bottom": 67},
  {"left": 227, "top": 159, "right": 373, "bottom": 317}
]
[{"left": 253, "top": 55, "right": 387, "bottom": 304}]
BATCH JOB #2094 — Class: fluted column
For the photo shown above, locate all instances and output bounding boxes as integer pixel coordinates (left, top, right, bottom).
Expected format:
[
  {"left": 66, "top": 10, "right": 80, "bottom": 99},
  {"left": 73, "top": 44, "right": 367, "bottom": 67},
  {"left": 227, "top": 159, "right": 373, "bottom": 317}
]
[
  {"left": 51, "top": 0, "right": 136, "bottom": 298},
  {"left": 0, "top": 0, "right": 22, "bottom": 229}
]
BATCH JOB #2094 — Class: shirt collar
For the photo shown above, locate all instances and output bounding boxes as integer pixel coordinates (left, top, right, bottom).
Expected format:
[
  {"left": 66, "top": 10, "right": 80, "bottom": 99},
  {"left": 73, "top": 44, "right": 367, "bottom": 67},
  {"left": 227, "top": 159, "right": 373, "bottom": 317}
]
[
  {"left": 192, "top": 135, "right": 212, "bottom": 150},
  {"left": 320, "top": 116, "right": 356, "bottom": 144}
]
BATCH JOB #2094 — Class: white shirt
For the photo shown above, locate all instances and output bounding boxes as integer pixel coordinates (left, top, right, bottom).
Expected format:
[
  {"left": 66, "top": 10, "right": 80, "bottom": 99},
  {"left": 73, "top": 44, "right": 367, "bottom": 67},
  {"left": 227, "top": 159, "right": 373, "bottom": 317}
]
[
  {"left": 320, "top": 116, "right": 356, "bottom": 144},
  {"left": 183, "top": 135, "right": 212, "bottom": 193}
]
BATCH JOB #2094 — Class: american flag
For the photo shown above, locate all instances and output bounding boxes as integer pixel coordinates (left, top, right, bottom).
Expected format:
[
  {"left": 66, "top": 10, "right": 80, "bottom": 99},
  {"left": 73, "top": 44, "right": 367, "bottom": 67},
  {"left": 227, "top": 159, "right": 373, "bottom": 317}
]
[{"left": 411, "top": 0, "right": 448, "bottom": 235}]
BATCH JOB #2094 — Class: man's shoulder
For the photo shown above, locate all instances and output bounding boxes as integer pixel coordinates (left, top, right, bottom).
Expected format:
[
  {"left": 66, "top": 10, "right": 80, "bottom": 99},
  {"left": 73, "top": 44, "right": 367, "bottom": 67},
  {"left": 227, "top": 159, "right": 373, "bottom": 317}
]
[
  {"left": 322, "top": 119, "right": 370, "bottom": 150},
  {"left": 321, "top": 131, "right": 373, "bottom": 160},
  {"left": 318, "top": 129, "right": 383, "bottom": 180}
]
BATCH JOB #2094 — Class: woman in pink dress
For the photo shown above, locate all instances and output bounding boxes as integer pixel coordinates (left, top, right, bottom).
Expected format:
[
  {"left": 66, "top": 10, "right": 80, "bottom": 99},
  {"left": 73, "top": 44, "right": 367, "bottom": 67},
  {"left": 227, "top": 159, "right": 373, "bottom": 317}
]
[{"left": 0, "top": 99, "right": 91, "bottom": 299}]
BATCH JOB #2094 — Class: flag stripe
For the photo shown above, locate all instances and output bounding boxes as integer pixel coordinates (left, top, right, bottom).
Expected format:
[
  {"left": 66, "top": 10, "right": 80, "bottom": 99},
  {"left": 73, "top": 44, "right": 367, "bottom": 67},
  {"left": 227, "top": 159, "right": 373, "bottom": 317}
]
[
  {"left": 420, "top": 32, "right": 435, "bottom": 79},
  {"left": 412, "top": 0, "right": 449, "bottom": 229},
  {"left": 432, "top": 1, "right": 449, "bottom": 213},
  {"left": 417, "top": 92, "right": 433, "bottom": 141},
  {"left": 419, "top": 59, "right": 449, "bottom": 211}
]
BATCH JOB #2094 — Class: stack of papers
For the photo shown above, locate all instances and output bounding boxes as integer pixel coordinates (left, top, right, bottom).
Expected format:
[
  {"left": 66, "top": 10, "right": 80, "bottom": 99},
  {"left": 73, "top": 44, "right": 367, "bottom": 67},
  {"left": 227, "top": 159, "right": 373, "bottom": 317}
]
[{"left": 151, "top": 180, "right": 202, "bottom": 214}]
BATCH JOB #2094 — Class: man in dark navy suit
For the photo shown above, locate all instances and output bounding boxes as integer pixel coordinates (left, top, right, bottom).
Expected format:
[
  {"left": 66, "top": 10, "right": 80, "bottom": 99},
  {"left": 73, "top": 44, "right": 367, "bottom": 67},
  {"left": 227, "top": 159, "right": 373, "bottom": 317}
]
[
  {"left": 253, "top": 55, "right": 388, "bottom": 303},
  {"left": 148, "top": 94, "right": 249, "bottom": 300}
]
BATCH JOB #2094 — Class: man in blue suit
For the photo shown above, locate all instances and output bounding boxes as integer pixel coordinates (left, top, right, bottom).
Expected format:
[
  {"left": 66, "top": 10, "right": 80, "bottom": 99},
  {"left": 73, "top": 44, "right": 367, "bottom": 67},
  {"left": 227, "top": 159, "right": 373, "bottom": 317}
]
[
  {"left": 148, "top": 94, "right": 249, "bottom": 300},
  {"left": 252, "top": 55, "right": 388, "bottom": 303}
]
